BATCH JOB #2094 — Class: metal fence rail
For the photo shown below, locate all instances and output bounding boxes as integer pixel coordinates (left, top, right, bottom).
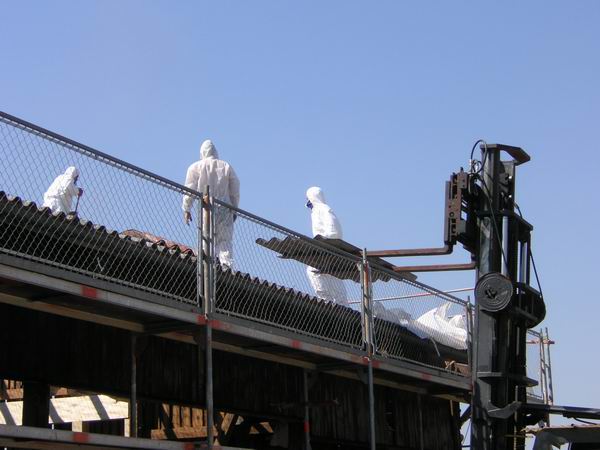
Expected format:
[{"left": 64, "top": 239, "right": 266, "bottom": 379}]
[
  {"left": 0, "top": 112, "right": 201, "bottom": 305},
  {"left": 211, "top": 200, "right": 471, "bottom": 371},
  {"left": 368, "top": 262, "right": 470, "bottom": 370},
  {"left": 212, "top": 199, "right": 364, "bottom": 350}
]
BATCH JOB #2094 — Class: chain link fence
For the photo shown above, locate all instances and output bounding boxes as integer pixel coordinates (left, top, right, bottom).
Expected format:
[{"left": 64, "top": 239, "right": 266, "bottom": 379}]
[
  {"left": 210, "top": 199, "right": 471, "bottom": 372},
  {"left": 0, "top": 113, "right": 201, "bottom": 305},
  {"left": 0, "top": 112, "right": 472, "bottom": 376},
  {"left": 212, "top": 200, "right": 364, "bottom": 350},
  {"left": 368, "top": 263, "right": 470, "bottom": 371}
]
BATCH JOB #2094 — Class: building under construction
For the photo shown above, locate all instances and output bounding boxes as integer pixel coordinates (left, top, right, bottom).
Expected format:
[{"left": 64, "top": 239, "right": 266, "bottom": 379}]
[{"left": 0, "top": 112, "right": 560, "bottom": 449}]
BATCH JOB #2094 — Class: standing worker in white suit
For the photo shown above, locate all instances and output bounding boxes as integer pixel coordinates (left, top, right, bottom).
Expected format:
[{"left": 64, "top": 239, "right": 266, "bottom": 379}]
[
  {"left": 182, "top": 139, "right": 240, "bottom": 268},
  {"left": 42, "top": 166, "right": 83, "bottom": 214},
  {"left": 305, "top": 186, "right": 348, "bottom": 305}
]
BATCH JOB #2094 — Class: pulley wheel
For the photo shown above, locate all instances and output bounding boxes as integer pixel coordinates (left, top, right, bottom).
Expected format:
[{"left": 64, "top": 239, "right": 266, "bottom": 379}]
[{"left": 475, "top": 272, "right": 513, "bottom": 312}]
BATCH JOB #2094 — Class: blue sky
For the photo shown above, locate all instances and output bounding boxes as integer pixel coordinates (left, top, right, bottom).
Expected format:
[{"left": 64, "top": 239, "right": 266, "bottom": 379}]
[{"left": 2, "top": 0, "right": 599, "bottom": 421}]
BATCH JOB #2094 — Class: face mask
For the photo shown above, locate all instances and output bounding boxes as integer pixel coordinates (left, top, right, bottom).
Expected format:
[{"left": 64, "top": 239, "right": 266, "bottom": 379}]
[{"left": 305, "top": 199, "right": 313, "bottom": 209}]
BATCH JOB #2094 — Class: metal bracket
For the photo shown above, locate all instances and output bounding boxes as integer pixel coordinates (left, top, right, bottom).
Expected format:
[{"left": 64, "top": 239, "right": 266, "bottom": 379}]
[
  {"left": 482, "top": 143, "right": 531, "bottom": 166},
  {"left": 392, "top": 261, "right": 476, "bottom": 273},
  {"left": 367, "top": 169, "right": 479, "bottom": 273},
  {"left": 486, "top": 401, "right": 522, "bottom": 419},
  {"left": 367, "top": 245, "right": 453, "bottom": 258}
]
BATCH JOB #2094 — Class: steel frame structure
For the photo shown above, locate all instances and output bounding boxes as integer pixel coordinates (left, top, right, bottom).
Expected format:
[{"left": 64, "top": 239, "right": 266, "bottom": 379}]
[{"left": 0, "top": 111, "right": 472, "bottom": 449}]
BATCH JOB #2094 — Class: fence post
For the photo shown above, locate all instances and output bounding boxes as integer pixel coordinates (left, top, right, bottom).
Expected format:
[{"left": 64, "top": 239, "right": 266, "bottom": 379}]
[
  {"left": 466, "top": 300, "right": 474, "bottom": 371},
  {"left": 544, "top": 327, "right": 554, "bottom": 406},
  {"left": 201, "top": 187, "right": 214, "bottom": 449},
  {"left": 361, "top": 248, "right": 376, "bottom": 450},
  {"left": 197, "top": 192, "right": 204, "bottom": 310},
  {"left": 360, "top": 249, "right": 373, "bottom": 354}
]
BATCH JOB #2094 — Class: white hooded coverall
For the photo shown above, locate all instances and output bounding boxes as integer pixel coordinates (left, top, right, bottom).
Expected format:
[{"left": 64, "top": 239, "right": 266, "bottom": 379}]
[
  {"left": 182, "top": 140, "right": 240, "bottom": 268},
  {"left": 42, "top": 166, "right": 80, "bottom": 214},
  {"left": 305, "top": 187, "right": 348, "bottom": 305}
]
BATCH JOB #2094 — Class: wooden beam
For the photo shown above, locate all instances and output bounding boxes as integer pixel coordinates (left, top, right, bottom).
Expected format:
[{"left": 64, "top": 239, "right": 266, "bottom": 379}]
[
  {"left": 151, "top": 425, "right": 216, "bottom": 440},
  {"left": 0, "top": 292, "right": 144, "bottom": 333},
  {"left": 0, "top": 292, "right": 467, "bottom": 403},
  {"left": 0, "top": 388, "right": 22, "bottom": 401},
  {"left": 0, "top": 394, "right": 129, "bottom": 426},
  {"left": 0, "top": 386, "right": 81, "bottom": 401}
]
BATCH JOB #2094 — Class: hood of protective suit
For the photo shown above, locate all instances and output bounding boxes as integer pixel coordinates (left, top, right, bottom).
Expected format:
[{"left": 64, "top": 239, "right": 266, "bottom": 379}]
[
  {"left": 306, "top": 186, "right": 326, "bottom": 205},
  {"left": 306, "top": 186, "right": 343, "bottom": 239},
  {"left": 64, "top": 166, "right": 79, "bottom": 180},
  {"left": 200, "top": 140, "right": 219, "bottom": 160}
]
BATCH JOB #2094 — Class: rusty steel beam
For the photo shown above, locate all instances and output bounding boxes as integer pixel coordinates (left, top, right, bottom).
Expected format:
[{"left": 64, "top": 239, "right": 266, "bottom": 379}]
[
  {"left": 367, "top": 245, "right": 453, "bottom": 258},
  {"left": 392, "top": 262, "right": 476, "bottom": 273}
]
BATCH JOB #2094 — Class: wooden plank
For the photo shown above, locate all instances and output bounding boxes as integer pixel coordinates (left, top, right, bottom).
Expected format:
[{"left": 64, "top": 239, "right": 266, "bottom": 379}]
[
  {"left": 0, "top": 395, "right": 128, "bottom": 426},
  {"left": 151, "top": 425, "right": 217, "bottom": 440},
  {"left": 182, "top": 406, "right": 191, "bottom": 428},
  {"left": 172, "top": 405, "right": 180, "bottom": 428},
  {"left": 192, "top": 407, "right": 203, "bottom": 428},
  {"left": 0, "top": 388, "right": 23, "bottom": 401},
  {"left": 220, "top": 412, "right": 236, "bottom": 434}
]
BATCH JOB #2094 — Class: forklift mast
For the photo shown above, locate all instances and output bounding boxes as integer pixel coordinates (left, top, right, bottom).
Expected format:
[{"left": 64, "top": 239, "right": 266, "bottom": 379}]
[{"left": 466, "top": 144, "right": 545, "bottom": 450}]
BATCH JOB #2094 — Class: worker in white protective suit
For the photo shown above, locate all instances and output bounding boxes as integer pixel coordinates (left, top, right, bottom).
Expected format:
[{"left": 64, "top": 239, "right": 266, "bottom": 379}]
[
  {"left": 305, "top": 187, "right": 348, "bottom": 305},
  {"left": 42, "top": 166, "right": 83, "bottom": 214},
  {"left": 182, "top": 139, "right": 240, "bottom": 268}
]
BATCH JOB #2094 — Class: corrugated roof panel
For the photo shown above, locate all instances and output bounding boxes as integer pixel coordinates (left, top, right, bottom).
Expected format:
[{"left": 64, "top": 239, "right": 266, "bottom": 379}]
[{"left": 0, "top": 191, "right": 467, "bottom": 367}]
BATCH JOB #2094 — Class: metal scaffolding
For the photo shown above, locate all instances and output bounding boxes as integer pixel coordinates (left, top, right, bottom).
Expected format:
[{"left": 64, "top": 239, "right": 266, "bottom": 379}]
[{"left": 0, "top": 111, "right": 473, "bottom": 448}]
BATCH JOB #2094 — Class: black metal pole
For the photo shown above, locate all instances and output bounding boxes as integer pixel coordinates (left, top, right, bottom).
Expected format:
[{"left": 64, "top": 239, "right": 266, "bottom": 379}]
[
  {"left": 367, "top": 360, "right": 376, "bottom": 450},
  {"left": 130, "top": 332, "right": 138, "bottom": 438},
  {"left": 303, "top": 369, "right": 312, "bottom": 450},
  {"left": 22, "top": 382, "right": 50, "bottom": 428},
  {"left": 418, "top": 394, "right": 424, "bottom": 450},
  {"left": 206, "top": 320, "right": 214, "bottom": 447},
  {"left": 202, "top": 187, "right": 214, "bottom": 449}
]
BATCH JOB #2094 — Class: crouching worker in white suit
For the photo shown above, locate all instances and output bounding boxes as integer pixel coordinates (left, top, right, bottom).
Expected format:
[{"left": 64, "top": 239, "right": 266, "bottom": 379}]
[
  {"left": 305, "top": 187, "right": 348, "bottom": 305},
  {"left": 42, "top": 166, "right": 83, "bottom": 214},
  {"left": 182, "top": 139, "right": 240, "bottom": 268}
]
